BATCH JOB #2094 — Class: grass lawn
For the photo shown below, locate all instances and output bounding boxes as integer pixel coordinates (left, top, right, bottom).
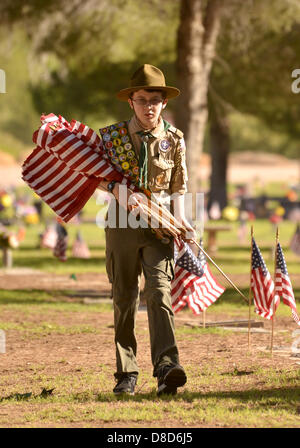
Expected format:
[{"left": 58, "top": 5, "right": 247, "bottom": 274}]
[{"left": 0, "top": 188, "right": 299, "bottom": 428}]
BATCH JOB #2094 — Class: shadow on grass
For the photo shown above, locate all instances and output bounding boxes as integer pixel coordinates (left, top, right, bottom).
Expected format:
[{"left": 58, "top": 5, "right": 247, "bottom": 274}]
[{"left": 93, "top": 385, "right": 300, "bottom": 407}]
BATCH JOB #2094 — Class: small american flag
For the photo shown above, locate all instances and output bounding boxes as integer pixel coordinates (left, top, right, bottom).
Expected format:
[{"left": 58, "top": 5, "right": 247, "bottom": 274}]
[
  {"left": 251, "top": 237, "right": 279, "bottom": 320},
  {"left": 171, "top": 239, "right": 225, "bottom": 315},
  {"left": 40, "top": 225, "right": 57, "bottom": 249},
  {"left": 71, "top": 231, "right": 90, "bottom": 259},
  {"left": 53, "top": 223, "right": 68, "bottom": 262},
  {"left": 275, "top": 242, "right": 300, "bottom": 326},
  {"left": 290, "top": 224, "right": 300, "bottom": 257}
]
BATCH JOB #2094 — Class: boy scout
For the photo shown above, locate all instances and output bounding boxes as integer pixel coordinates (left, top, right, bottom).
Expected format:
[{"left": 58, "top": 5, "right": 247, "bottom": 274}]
[{"left": 98, "top": 64, "right": 195, "bottom": 396}]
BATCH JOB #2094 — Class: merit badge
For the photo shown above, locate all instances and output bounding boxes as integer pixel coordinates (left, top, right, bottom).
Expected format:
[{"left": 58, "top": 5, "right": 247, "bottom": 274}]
[
  {"left": 121, "top": 135, "right": 130, "bottom": 144},
  {"left": 159, "top": 139, "right": 170, "bottom": 152},
  {"left": 108, "top": 148, "right": 116, "bottom": 157},
  {"left": 111, "top": 130, "right": 119, "bottom": 138},
  {"left": 116, "top": 146, "right": 124, "bottom": 154},
  {"left": 124, "top": 143, "right": 132, "bottom": 151},
  {"left": 121, "top": 161, "right": 130, "bottom": 170},
  {"left": 132, "top": 166, "right": 139, "bottom": 175},
  {"left": 109, "top": 124, "right": 117, "bottom": 130},
  {"left": 105, "top": 141, "right": 113, "bottom": 149},
  {"left": 117, "top": 122, "right": 125, "bottom": 128},
  {"left": 101, "top": 127, "right": 108, "bottom": 134},
  {"left": 113, "top": 138, "right": 122, "bottom": 147},
  {"left": 119, "top": 154, "right": 126, "bottom": 162},
  {"left": 111, "top": 156, "right": 119, "bottom": 164},
  {"left": 119, "top": 128, "right": 127, "bottom": 136},
  {"left": 103, "top": 133, "right": 111, "bottom": 142},
  {"left": 127, "top": 150, "right": 135, "bottom": 159},
  {"left": 130, "top": 158, "right": 138, "bottom": 167}
]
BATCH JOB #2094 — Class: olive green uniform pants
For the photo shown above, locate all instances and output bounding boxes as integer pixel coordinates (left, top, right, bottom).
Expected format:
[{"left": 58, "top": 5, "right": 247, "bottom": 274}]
[{"left": 105, "top": 225, "right": 180, "bottom": 379}]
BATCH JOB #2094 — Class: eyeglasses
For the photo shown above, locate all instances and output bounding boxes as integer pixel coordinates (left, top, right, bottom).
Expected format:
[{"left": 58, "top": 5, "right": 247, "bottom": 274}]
[{"left": 131, "top": 98, "right": 163, "bottom": 107}]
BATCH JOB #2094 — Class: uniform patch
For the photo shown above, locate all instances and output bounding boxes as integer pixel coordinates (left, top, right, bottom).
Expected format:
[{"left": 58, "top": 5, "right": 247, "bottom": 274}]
[
  {"left": 121, "top": 161, "right": 130, "bottom": 170},
  {"left": 105, "top": 141, "right": 113, "bottom": 149},
  {"left": 179, "top": 138, "right": 186, "bottom": 150},
  {"left": 159, "top": 139, "right": 170, "bottom": 152},
  {"left": 113, "top": 138, "right": 122, "bottom": 147},
  {"left": 127, "top": 150, "right": 135, "bottom": 159},
  {"left": 121, "top": 135, "right": 130, "bottom": 144},
  {"left": 111, "top": 130, "right": 119, "bottom": 138},
  {"left": 103, "top": 133, "right": 111, "bottom": 142}
]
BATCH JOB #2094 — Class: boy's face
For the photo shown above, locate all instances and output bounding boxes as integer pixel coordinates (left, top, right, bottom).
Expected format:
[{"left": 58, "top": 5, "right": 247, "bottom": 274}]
[{"left": 128, "top": 89, "right": 167, "bottom": 129}]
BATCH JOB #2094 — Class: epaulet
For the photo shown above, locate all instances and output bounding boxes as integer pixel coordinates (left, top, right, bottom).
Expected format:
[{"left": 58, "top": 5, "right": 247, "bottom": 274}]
[{"left": 168, "top": 124, "right": 184, "bottom": 139}]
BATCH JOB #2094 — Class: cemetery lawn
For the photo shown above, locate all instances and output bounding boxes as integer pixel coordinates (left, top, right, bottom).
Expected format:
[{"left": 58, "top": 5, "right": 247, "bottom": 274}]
[
  {"left": 0, "top": 211, "right": 299, "bottom": 428},
  {"left": 0, "top": 287, "right": 299, "bottom": 428}
]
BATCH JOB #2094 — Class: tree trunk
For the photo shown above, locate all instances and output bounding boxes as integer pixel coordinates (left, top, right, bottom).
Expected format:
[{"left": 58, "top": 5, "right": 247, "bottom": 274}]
[
  {"left": 175, "top": 0, "right": 223, "bottom": 198},
  {"left": 208, "top": 105, "right": 230, "bottom": 213}
]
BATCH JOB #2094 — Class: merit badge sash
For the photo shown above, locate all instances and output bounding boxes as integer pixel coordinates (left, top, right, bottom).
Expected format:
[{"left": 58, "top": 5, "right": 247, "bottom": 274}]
[{"left": 99, "top": 121, "right": 139, "bottom": 185}]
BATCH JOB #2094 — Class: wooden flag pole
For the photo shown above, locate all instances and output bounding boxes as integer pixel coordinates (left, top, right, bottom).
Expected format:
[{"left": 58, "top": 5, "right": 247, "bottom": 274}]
[
  {"left": 248, "top": 225, "right": 254, "bottom": 350},
  {"left": 270, "top": 227, "right": 279, "bottom": 355}
]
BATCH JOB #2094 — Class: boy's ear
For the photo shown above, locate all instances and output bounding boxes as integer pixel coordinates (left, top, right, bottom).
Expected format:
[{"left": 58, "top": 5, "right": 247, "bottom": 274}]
[
  {"left": 128, "top": 98, "right": 134, "bottom": 109},
  {"left": 162, "top": 99, "right": 168, "bottom": 109}
]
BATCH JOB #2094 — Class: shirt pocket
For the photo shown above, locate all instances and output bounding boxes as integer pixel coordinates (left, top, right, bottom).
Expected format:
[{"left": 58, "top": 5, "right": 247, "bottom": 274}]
[{"left": 151, "top": 156, "right": 175, "bottom": 190}]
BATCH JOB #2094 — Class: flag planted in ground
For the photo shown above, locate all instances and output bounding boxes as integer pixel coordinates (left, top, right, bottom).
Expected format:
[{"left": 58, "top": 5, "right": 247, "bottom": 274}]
[
  {"left": 290, "top": 224, "right": 300, "bottom": 256},
  {"left": 53, "top": 223, "right": 68, "bottom": 262},
  {"left": 72, "top": 230, "right": 90, "bottom": 259},
  {"left": 40, "top": 224, "right": 57, "bottom": 249},
  {"left": 171, "top": 239, "right": 225, "bottom": 315},
  {"left": 275, "top": 242, "right": 300, "bottom": 326},
  {"left": 251, "top": 237, "right": 279, "bottom": 320}
]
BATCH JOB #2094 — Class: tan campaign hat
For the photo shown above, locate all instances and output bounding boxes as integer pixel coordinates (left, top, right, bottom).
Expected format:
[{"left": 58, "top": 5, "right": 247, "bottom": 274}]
[{"left": 116, "top": 64, "right": 180, "bottom": 101}]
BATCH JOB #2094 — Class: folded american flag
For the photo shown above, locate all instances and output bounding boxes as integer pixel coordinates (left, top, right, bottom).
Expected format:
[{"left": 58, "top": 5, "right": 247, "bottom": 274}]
[
  {"left": 171, "top": 239, "right": 225, "bottom": 315},
  {"left": 22, "top": 114, "right": 137, "bottom": 222},
  {"left": 275, "top": 242, "right": 300, "bottom": 326}
]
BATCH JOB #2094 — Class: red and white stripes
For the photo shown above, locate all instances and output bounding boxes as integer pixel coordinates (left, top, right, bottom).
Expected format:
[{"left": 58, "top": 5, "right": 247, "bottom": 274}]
[{"left": 22, "top": 114, "right": 136, "bottom": 222}]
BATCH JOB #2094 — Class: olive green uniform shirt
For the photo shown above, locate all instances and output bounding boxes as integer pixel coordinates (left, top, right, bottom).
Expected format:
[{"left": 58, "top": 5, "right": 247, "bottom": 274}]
[{"left": 128, "top": 115, "right": 188, "bottom": 195}]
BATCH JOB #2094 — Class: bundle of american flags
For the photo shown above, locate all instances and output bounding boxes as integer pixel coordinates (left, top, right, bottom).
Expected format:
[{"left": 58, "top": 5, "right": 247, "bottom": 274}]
[
  {"left": 171, "top": 239, "right": 225, "bottom": 315},
  {"left": 251, "top": 237, "right": 299, "bottom": 326},
  {"left": 22, "top": 113, "right": 137, "bottom": 223}
]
